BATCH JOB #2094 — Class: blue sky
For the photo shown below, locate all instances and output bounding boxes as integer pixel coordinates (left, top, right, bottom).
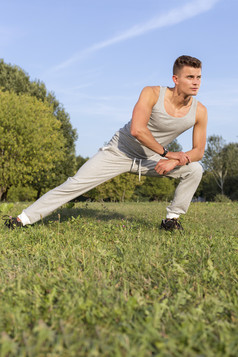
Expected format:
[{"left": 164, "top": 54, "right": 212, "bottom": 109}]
[{"left": 1, "top": 0, "right": 237, "bottom": 157}]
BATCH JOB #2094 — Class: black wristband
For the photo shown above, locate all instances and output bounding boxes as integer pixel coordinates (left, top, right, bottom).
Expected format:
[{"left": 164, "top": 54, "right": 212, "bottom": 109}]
[{"left": 161, "top": 147, "right": 168, "bottom": 157}]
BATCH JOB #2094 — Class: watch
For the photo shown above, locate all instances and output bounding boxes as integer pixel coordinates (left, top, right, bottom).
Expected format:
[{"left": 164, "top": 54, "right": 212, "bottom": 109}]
[{"left": 161, "top": 147, "right": 168, "bottom": 157}]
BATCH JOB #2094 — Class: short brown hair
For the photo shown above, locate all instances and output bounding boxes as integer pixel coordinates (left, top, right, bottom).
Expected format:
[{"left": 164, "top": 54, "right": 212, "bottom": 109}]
[{"left": 173, "top": 55, "right": 202, "bottom": 75}]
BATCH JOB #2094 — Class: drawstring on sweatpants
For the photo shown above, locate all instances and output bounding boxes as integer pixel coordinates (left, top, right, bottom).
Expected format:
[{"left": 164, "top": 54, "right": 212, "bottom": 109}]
[{"left": 131, "top": 158, "right": 142, "bottom": 181}]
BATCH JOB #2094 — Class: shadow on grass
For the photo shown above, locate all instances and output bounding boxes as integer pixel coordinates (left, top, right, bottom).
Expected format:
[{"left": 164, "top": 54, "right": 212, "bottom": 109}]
[
  {"left": 37, "top": 203, "right": 156, "bottom": 230},
  {"left": 41, "top": 207, "right": 125, "bottom": 225}
]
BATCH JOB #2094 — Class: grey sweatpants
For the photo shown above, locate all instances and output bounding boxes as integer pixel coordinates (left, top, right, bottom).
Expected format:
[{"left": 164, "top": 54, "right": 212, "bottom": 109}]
[{"left": 19, "top": 145, "right": 203, "bottom": 225}]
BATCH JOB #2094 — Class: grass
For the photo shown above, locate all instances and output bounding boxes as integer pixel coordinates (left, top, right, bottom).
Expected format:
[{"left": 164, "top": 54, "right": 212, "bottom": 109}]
[{"left": 0, "top": 201, "right": 238, "bottom": 356}]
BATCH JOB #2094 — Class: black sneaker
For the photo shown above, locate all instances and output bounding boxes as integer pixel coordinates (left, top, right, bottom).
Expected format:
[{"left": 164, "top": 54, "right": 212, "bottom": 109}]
[
  {"left": 160, "top": 218, "right": 183, "bottom": 231},
  {"left": 3, "top": 216, "right": 23, "bottom": 229}
]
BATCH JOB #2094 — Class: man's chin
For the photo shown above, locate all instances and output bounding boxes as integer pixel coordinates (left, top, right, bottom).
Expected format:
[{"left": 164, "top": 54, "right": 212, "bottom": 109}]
[{"left": 190, "top": 89, "right": 199, "bottom": 96}]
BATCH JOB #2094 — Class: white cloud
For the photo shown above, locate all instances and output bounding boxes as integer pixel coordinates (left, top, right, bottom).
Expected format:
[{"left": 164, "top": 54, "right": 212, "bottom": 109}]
[{"left": 52, "top": 0, "right": 220, "bottom": 72}]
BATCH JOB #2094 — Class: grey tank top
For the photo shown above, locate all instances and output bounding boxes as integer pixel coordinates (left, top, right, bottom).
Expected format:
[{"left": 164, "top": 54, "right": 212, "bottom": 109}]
[{"left": 110, "top": 86, "right": 197, "bottom": 159}]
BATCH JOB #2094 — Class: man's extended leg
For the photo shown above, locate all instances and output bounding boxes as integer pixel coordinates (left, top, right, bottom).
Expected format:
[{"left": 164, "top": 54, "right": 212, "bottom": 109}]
[{"left": 18, "top": 146, "right": 133, "bottom": 225}]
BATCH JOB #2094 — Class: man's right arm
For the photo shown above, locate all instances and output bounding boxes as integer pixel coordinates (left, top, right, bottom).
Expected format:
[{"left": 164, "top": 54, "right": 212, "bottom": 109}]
[
  {"left": 130, "top": 86, "right": 167, "bottom": 156},
  {"left": 130, "top": 86, "right": 189, "bottom": 164}
]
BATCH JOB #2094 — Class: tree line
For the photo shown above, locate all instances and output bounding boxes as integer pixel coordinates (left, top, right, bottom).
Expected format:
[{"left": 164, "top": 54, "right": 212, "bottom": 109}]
[
  {"left": 199, "top": 136, "right": 238, "bottom": 201},
  {"left": 0, "top": 60, "right": 237, "bottom": 203}
]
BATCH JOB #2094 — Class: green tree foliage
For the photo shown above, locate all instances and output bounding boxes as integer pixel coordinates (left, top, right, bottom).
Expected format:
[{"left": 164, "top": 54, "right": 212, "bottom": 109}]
[
  {"left": 0, "top": 59, "right": 77, "bottom": 196},
  {"left": 76, "top": 155, "right": 88, "bottom": 169},
  {"left": 202, "top": 135, "right": 227, "bottom": 194},
  {"left": 224, "top": 175, "right": 238, "bottom": 200},
  {"left": 135, "top": 176, "right": 175, "bottom": 201},
  {"left": 197, "top": 171, "right": 219, "bottom": 201},
  {"left": 79, "top": 174, "right": 143, "bottom": 202},
  {"left": 223, "top": 143, "right": 238, "bottom": 200},
  {"left": 167, "top": 139, "right": 183, "bottom": 152},
  {"left": 222, "top": 143, "right": 238, "bottom": 176},
  {"left": 7, "top": 185, "right": 37, "bottom": 202},
  {"left": 201, "top": 137, "right": 238, "bottom": 200},
  {"left": 94, "top": 174, "right": 144, "bottom": 202},
  {"left": 0, "top": 90, "right": 66, "bottom": 200}
]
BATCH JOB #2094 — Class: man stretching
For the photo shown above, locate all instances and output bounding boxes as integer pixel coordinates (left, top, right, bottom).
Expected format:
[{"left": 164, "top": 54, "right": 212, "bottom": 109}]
[{"left": 5, "top": 55, "right": 207, "bottom": 231}]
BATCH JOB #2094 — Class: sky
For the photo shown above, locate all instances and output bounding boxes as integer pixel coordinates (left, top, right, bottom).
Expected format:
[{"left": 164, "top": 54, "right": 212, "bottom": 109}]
[{"left": 1, "top": 0, "right": 238, "bottom": 158}]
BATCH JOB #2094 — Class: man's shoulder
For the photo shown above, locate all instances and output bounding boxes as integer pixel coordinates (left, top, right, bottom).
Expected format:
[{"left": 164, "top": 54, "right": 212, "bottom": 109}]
[
  {"left": 196, "top": 101, "right": 208, "bottom": 123},
  {"left": 142, "top": 85, "right": 160, "bottom": 94},
  {"left": 140, "top": 86, "right": 160, "bottom": 104},
  {"left": 196, "top": 101, "right": 207, "bottom": 115}
]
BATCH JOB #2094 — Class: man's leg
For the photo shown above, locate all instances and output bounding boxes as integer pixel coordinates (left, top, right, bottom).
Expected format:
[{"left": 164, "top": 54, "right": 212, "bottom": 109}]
[
  {"left": 164, "top": 162, "right": 203, "bottom": 217},
  {"left": 140, "top": 157, "right": 203, "bottom": 228},
  {"left": 18, "top": 146, "right": 132, "bottom": 225}
]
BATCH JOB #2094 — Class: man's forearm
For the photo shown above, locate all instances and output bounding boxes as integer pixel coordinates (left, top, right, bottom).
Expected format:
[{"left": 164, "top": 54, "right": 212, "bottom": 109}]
[
  {"left": 132, "top": 128, "right": 190, "bottom": 165},
  {"left": 131, "top": 127, "right": 165, "bottom": 155},
  {"left": 185, "top": 148, "right": 205, "bottom": 162}
]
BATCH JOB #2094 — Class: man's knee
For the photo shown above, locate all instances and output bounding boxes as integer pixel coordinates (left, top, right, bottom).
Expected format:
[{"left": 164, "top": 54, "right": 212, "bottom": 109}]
[{"left": 189, "top": 162, "right": 203, "bottom": 180}]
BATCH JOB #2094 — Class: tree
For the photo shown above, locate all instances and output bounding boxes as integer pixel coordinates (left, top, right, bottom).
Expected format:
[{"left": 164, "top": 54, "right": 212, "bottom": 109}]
[
  {"left": 202, "top": 136, "right": 238, "bottom": 198},
  {"left": 0, "top": 90, "right": 66, "bottom": 200},
  {"left": 223, "top": 143, "right": 238, "bottom": 200},
  {"left": 202, "top": 135, "right": 227, "bottom": 195},
  {"left": 167, "top": 139, "right": 183, "bottom": 152},
  {"left": 76, "top": 155, "right": 89, "bottom": 169},
  {"left": 0, "top": 59, "right": 77, "bottom": 195},
  {"left": 224, "top": 175, "right": 238, "bottom": 200},
  {"left": 82, "top": 173, "right": 143, "bottom": 202},
  {"left": 135, "top": 176, "right": 175, "bottom": 201},
  {"left": 222, "top": 143, "right": 238, "bottom": 177},
  {"left": 197, "top": 171, "right": 219, "bottom": 201}
]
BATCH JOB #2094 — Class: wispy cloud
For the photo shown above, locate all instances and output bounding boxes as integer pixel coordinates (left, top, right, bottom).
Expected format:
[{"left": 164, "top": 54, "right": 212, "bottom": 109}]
[{"left": 52, "top": 0, "right": 219, "bottom": 72}]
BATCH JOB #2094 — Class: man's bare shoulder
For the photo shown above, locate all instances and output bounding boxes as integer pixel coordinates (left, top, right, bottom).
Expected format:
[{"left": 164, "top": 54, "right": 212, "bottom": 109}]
[
  {"left": 196, "top": 101, "right": 208, "bottom": 123},
  {"left": 141, "top": 85, "right": 160, "bottom": 95},
  {"left": 139, "top": 86, "right": 160, "bottom": 105},
  {"left": 197, "top": 101, "right": 207, "bottom": 114}
]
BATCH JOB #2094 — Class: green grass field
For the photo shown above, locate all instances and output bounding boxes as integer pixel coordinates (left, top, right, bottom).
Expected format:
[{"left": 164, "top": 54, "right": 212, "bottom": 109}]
[{"left": 0, "top": 201, "right": 237, "bottom": 357}]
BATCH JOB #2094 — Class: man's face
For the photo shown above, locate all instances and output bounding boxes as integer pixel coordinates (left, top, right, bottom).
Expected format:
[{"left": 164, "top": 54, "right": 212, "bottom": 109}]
[{"left": 173, "top": 66, "right": 202, "bottom": 96}]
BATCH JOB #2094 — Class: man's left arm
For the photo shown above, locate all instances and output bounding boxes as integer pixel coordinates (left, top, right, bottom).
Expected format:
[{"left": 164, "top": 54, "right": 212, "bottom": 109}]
[
  {"left": 155, "top": 103, "right": 208, "bottom": 175},
  {"left": 184, "top": 102, "right": 208, "bottom": 162}
]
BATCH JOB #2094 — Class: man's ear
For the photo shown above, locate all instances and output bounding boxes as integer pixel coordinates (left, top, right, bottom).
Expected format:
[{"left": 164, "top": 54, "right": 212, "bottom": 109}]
[{"left": 172, "top": 74, "right": 178, "bottom": 85}]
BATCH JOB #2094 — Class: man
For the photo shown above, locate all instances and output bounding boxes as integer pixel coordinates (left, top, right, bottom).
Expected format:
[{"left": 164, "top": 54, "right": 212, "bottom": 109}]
[{"left": 5, "top": 55, "right": 207, "bottom": 231}]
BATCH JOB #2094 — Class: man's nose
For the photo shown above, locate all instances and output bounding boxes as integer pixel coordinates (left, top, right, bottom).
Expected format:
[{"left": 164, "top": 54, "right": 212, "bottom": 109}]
[{"left": 193, "top": 78, "right": 200, "bottom": 85}]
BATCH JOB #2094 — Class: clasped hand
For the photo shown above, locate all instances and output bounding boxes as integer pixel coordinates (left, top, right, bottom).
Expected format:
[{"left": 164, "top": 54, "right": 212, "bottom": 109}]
[
  {"left": 155, "top": 151, "right": 191, "bottom": 175},
  {"left": 168, "top": 151, "right": 191, "bottom": 166}
]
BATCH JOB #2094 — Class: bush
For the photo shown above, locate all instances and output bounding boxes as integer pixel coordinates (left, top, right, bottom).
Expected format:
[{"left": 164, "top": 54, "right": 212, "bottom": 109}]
[
  {"left": 198, "top": 171, "right": 219, "bottom": 201},
  {"left": 224, "top": 175, "right": 238, "bottom": 201},
  {"left": 0, "top": 89, "right": 67, "bottom": 200},
  {"left": 213, "top": 194, "right": 231, "bottom": 203},
  {"left": 7, "top": 186, "right": 37, "bottom": 202},
  {"left": 135, "top": 176, "right": 175, "bottom": 201}
]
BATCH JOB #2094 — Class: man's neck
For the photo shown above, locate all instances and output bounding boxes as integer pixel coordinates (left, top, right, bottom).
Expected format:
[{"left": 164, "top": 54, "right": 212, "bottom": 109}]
[{"left": 169, "top": 87, "right": 192, "bottom": 108}]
